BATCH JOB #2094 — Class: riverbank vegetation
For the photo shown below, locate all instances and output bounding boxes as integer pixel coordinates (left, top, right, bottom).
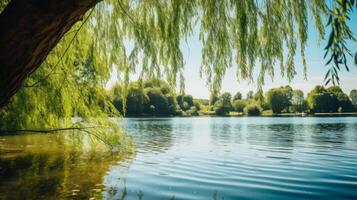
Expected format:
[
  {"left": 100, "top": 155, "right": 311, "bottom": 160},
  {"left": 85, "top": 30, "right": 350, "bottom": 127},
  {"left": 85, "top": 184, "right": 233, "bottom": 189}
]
[
  {"left": 0, "top": 0, "right": 355, "bottom": 149},
  {"left": 110, "top": 80, "right": 357, "bottom": 117}
]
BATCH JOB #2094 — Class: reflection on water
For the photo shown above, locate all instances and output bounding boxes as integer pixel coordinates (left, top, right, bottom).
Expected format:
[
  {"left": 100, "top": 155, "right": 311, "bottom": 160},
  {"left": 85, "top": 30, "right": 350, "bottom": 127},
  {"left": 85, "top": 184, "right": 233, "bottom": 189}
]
[
  {"left": 0, "top": 134, "right": 130, "bottom": 200},
  {"left": 116, "top": 117, "right": 357, "bottom": 200},
  {"left": 1, "top": 117, "right": 357, "bottom": 199},
  {"left": 124, "top": 119, "right": 174, "bottom": 154}
]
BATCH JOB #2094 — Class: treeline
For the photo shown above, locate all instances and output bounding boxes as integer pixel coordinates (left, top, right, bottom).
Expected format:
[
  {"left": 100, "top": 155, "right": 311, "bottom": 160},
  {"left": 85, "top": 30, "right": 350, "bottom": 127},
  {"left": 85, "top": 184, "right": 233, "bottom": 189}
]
[
  {"left": 209, "top": 85, "right": 357, "bottom": 116},
  {"left": 110, "top": 79, "right": 201, "bottom": 116},
  {"left": 110, "top": 80, "right": 357, "bottom": 116}
]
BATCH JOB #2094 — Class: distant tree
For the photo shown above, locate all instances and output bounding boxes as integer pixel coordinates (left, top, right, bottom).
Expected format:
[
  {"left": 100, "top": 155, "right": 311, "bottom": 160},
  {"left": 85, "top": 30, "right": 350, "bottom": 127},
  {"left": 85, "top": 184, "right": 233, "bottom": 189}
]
[
  {"left": 246, "top": 91, "right": 254, "bottom": 100},
  {"left": 111, "top": 84, "right": 124, "bottom": 113},
  {"left": 182, "top": 101, "right": 191, "bottom": 111},
  {"left": 214, "top": 92, "right": 232, "bottom": 115},
  {"left": 176, "top": 94, "right": 184, "bottom": 109},
  {"left": 183, "top": 95, "right": 194, "bottom": 107},
  {"left": 166, "top": 94, "right": 179, "bottom": 115},
  {"left": 125, "top": 85, "right": 149, "bottom": 115},
  {"left": 254, "top": 90, "right": 265, "bottom": 108},
  {"left": 266, "top": 86, "right": 293, "bottom": 113},
  {"left": 194, "top": 99, "right": 209, "bottom": 106},
  {"left": 209, "top": 94, "right": 219, "bottom": 107},
  {"left": 283, "top": 86, "right": 294, "bottom": 100},
  {"left": 176, "top": 94, "right": 194, "bottom": 111},
  {"left": 254, "top": 90, "right": 264, "bottom": 102},
  {"left": 232, "top": 100, "right": 247, "bottom": 112},
  {"left": 292, "top": 90, "right": 304, "bottom": 112},
  {"left": 244, "top": 102, "right": 262, "bottom": 116},
  {"left": 350, "top": 90, "right": 357, "bottom": 106},
  {"left": 327, "top": 86, "right": 354, "bottom": 112},
  {"left": 220, "top": 92, "right": 232, "bottom": 104},
  {"left": 307, "top": 86, "right": 339, "bottom": 113},
  {"left": 144, "top": 87, "right": 169, "bottom": 115},
  {"left": 193, "top": 100, "right": 201, "bottom": 110},
  {"left": 233, "top": 92, "right": 242, "bottom": 101},
  {"left": 186, "top": 106, "right": 199, "bottom": 116},
  {"left": 160, "top": 85, "right": 171, "bottom": 95}
]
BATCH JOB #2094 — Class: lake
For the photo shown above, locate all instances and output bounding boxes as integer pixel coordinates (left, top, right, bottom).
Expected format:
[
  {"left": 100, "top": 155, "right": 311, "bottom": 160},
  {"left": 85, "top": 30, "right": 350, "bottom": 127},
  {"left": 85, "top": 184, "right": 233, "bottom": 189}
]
[{"left": 1, "top": 117, "right": 357, "bottom": 199}]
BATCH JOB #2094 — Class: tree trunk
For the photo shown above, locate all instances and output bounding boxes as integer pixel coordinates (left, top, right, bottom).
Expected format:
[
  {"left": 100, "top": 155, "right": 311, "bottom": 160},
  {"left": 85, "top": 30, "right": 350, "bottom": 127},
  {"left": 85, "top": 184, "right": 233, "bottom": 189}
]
[{"left": 0, "top": 0, "right": 100, "bottom": 109}]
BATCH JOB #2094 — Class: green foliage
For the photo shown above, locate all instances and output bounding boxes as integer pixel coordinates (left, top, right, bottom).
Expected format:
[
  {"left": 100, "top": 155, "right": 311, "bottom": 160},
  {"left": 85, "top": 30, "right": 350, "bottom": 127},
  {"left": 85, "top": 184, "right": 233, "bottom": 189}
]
[
  {"left": 185, "top": 106, "right": 199, "bottom": 116},
  {"left": 87, "top": 0, "right": 355, "bottom": 96},
  {"left": 213, "top": 92, "right": 232, "bottom": 115},
  {"left": 176, "top": 94, "right": 184, "bottom": 109},
  {"left": 0, "top": 15, "right": 117, "bottom": 131},
  {"left": 350, "top": 89, "right": 357, "bottom": 106},
  {"left": 232, "top": 100, "right": 247, "bottom": 113},
  {"left": 176, "top": 94, "right": 194, "bottom": 111},
  {"left": 327, "top": 86, "right": 354, "bottom": 112},
  {"left": 167, "top": 95, "right": 180, "bottom": 115},
  {"left": 254, "top": 90, "right": 264, "bottom": 102},
  {"left": 194, "top": 99, "right": 209, "bottom": 111},
  {"left": 183, "top": 95, "right": 193, "bottom": 105},
  {"left": 233, "top": 92, "right": 242, "bottom": 101},
  {"left": 209, "top": 94, "right": 219, "bottom": 108},
  {"left": 266, "top": 86, "right": 293, "bottom": 113},
  {"left": 307, "top": 86, "right": 339, "bottom": 113},
  {"left": 0, "top": 0, "right": 9, "bottom": 13},
  {"left": 243, "top": 102, "right": 262, "bottom": 116},
  {"left": 145, "top": 87, "right": 170, "bottom": 115},
  {"left": 246, "top": 91, "right": 254, "bottom": 100},
  {"left": 111, "top": 79, "right": 179, "bottom": 116},
  {"left": 292, "top": 90, "right": 305, "bottom": 112},
  {"left": 182, "top": 95, "right": 194, "bottom": 109},
  {"left": 2, "top": 0, "right": 355, "bottom": 98},
  {"left": 323, "top": 0, "right": 357, "bottom": 85},
  {"left": 111, "top": 83, "right": 149, "bottom": 115}
]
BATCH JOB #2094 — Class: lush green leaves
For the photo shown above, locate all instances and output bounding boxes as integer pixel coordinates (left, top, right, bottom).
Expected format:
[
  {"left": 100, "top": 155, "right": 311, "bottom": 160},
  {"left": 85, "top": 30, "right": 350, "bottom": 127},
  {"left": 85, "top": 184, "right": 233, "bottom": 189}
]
[
  {"left": 291, "top": 90, "right": 305, "bottom": 112},
  {"left": 323, "top": 0, "right": 356, "bottom": 86},
  {"left": 243, "top": 102, "right": 262, "bottom": 116},
  {"left": 0, "top": 0, "right": 356, "bottom": 131},
  {"left": 307, "top": 86, "right": 339, "bottom": 112},
  {"left": 350, "top": 89, "right": 357, "bottom": 106},
  {"left": 232, "top": 100, "right": 247, "bottom": 112},
  {"left": 266, "top": 86, "right": 293, "bottom": 113},
  {"left": 213, "top": 92, "right": 232, "bottom": 115}
]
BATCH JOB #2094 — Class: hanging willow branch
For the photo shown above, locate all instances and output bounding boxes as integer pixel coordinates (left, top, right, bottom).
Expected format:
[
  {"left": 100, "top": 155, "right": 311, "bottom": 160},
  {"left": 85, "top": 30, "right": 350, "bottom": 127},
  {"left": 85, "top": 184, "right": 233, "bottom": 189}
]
[
  {"left": 324, "top": 0, "right": 356, "bottom": 86},
  {"left": 1, "top": 0, "right": 356, "bottom": 133}
]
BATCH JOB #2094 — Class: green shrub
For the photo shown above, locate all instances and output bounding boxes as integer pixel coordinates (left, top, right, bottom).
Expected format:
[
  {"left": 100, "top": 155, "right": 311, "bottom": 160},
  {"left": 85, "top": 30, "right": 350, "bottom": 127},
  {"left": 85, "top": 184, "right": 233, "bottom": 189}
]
[
  {"left": 243, "top": 103, "right": 262, "bottom": 116},
  {"left": 232, "top": 100, "right": 247, "bottom": 112},
  {"left": 186, "top": 106, "right": 199, "bottom": 116}
]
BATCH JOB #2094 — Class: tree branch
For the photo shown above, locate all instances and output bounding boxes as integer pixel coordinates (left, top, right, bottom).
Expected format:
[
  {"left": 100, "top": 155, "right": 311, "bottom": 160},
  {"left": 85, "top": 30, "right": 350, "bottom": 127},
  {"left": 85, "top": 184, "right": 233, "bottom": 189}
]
[
  {"left": 23, "top": 8, "right": 95, "bottom": 88},
  {"left": 0, "top": 126, "right": 101, "bottom": 135}
]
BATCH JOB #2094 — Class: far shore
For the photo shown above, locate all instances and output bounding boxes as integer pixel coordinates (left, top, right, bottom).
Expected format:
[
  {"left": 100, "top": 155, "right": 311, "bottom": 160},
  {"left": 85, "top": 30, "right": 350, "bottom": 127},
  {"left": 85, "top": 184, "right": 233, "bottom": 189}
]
[{"left": 123, "top": 112, "right": 357, "bottom": 118}]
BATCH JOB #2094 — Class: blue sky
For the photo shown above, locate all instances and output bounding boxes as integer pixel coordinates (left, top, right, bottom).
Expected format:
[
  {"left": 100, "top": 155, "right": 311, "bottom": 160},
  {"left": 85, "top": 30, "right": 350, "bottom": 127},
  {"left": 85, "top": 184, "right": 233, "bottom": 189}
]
[{"left": 108, "top": 10, "right": 357, "bottom": 99}]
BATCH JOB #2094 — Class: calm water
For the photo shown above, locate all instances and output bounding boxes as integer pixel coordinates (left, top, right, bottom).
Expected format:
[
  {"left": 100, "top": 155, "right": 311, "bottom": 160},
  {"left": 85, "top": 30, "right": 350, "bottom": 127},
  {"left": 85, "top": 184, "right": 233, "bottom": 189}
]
[{"left": 1, "top": 117, "right": 357, "bottom": 199}]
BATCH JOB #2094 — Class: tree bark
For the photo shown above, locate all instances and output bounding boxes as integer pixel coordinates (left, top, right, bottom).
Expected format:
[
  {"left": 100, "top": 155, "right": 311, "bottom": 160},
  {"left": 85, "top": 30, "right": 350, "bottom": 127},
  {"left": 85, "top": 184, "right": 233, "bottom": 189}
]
[{"left": 0, "top": 0, "right": 100, "bottom": 109}]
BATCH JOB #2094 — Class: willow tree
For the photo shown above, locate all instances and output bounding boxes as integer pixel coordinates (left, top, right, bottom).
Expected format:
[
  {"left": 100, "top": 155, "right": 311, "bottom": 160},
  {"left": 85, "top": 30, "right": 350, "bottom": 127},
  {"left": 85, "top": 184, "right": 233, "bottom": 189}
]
[{"left": 0, "top": 0, "right": 356, "bottom": 129}]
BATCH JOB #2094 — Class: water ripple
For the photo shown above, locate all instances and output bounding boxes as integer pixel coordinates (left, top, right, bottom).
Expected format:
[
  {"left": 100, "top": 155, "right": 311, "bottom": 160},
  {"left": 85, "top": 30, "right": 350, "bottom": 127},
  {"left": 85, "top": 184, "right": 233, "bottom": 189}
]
[{"left": 106, "top": 117, "right": 357, "bottom": 199}]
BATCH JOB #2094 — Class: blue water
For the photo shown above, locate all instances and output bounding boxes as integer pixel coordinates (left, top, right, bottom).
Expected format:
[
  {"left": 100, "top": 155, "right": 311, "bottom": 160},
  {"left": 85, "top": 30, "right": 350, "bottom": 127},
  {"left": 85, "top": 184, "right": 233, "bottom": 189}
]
[
  {"left": 1, "top": 117, "right": 357, "bottom": 199},
  {"left": 104, "top": 117, "right": 357, "bottom": 199}
]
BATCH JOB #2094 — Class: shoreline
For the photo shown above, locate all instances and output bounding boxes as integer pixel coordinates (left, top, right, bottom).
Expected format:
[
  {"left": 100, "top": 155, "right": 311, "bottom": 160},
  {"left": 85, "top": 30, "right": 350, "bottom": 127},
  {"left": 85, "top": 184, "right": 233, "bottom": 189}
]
[{"left": 123, "top": 112, "right": 357, "bottom": 118}]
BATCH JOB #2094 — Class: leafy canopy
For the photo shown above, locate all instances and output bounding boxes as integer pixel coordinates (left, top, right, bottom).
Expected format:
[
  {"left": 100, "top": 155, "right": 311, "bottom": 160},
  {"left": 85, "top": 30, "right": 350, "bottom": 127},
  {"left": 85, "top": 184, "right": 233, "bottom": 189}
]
[
  {"left": 266, "top": 86, "right": 293, "bottom": 113},
  {"left": 0, "top": 0, "right": 356, "bottom": 131},
  {"left": 93, "top": 0, "right": 355, "bottom": 95}
]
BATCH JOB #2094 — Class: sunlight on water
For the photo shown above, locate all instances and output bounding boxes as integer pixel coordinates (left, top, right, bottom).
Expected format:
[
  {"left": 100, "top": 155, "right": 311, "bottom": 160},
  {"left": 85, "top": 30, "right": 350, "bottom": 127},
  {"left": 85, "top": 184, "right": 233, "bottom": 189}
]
[
  {"left": 1, "top": 117, "right": 357, "bottom": 199},
  {"left": 0, "top": 133, "right": 130, "bottom": 200}
]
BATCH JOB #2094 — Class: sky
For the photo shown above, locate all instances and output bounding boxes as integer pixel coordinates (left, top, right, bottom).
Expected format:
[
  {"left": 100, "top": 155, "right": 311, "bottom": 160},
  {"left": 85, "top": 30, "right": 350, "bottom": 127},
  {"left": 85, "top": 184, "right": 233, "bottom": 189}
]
[{"left": 108, "top": 10, "right": 357, "bottom": 99}]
